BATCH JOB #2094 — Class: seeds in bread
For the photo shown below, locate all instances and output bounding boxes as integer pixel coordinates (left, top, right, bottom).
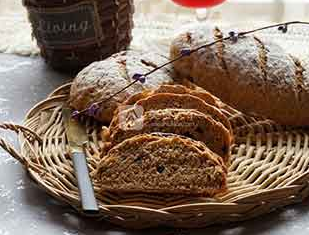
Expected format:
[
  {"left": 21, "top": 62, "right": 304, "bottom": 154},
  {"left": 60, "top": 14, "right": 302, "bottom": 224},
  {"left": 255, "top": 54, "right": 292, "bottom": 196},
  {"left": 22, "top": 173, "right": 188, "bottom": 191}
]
[
  {"left": 96, "top": 134, "right": 227, "bottom": 196},
  {"left": 110, "top": 108, "right": 231, "bottom": 163}
]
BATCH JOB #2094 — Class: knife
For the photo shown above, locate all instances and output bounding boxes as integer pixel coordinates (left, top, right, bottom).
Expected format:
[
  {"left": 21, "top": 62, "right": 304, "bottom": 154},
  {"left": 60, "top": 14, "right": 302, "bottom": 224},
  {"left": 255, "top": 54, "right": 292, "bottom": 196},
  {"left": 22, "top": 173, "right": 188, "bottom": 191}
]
[{"left": 62, "top": 107, "right": 99, "bottom": 214}]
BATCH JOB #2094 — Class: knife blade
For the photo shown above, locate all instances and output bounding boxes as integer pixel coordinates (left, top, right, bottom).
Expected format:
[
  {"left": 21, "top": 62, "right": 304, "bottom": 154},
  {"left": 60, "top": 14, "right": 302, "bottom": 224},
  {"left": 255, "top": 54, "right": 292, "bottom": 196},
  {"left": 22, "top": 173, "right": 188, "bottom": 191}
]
[{"left": 62, "top": 107, "right": 99, "bottom": 214}]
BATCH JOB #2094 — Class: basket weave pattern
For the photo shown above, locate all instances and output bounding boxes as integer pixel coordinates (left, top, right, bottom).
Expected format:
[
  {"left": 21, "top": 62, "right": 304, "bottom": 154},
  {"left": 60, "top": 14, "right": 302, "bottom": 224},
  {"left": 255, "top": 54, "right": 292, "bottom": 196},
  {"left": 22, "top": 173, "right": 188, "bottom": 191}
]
[
  {"left": 1, "top": 83, "right": 309, "bottom": 229},
  {"left": 23, "top": 0, "right": 134, "bottom": 70}
]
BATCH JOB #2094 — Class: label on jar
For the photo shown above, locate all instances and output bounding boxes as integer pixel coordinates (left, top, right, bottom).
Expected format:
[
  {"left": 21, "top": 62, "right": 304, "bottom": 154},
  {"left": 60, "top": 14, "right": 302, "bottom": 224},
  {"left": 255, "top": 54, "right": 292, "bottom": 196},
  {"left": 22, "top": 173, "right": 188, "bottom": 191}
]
[{"left": 27, "top": 1, "right": 103, "bottom": 49}]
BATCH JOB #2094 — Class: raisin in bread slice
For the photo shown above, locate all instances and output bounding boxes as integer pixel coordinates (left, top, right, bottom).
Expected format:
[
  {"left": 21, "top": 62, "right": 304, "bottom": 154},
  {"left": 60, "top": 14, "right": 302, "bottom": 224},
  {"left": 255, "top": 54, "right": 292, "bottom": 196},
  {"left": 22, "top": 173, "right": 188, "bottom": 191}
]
[
  {"left": 110, "top": 108, "right": 231, "bottom": 163},
  {"left": 96, "top": 133, "right": 227, "bottom": 196},
  {"left": 110, "top": 93, "right": 232, "bottom": 134}
]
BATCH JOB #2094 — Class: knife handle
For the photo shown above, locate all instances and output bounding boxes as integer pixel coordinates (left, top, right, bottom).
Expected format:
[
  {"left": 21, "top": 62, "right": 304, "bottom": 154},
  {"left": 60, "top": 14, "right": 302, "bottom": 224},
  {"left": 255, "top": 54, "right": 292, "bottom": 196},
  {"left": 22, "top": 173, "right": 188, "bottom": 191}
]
[{"left": 72, "top": 152, "right": 99, "bottom": 214}]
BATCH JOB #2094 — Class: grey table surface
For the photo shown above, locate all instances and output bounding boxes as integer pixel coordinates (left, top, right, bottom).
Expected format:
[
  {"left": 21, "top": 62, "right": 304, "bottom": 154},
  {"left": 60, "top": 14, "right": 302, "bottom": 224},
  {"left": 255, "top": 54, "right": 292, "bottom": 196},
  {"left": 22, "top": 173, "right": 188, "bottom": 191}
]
[{"left": 1, "top": 53, "right": 309, "bottom": 235}]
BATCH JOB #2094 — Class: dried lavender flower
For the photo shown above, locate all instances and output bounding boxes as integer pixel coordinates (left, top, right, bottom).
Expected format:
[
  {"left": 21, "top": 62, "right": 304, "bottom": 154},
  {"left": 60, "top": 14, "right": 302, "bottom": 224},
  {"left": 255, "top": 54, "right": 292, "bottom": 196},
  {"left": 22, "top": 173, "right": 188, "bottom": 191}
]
[
  {"left": 87, "top": 103, "right": 100, "bottom": 117},
  {"left": 229, "top": 31, "right": 239, "bottom": 43},
  {"left": 278, "top": 24, "right": 288, "bottom": 33},
  {"left": 132, "top": 73, "right": 146, "bottom": 84},
  {"left": 181, "top": 49, "right": 191, "bottom": 56},
  {"left": 72, "top": 110, "right": 80, "bottom": 119}
]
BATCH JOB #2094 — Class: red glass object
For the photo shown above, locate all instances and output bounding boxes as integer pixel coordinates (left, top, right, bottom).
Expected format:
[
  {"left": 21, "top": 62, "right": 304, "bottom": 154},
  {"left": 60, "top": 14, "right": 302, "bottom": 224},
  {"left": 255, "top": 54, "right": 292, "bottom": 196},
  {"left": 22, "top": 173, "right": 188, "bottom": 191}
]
[{"left": 172, "top": 0, "right": 226, "bottom": 8}]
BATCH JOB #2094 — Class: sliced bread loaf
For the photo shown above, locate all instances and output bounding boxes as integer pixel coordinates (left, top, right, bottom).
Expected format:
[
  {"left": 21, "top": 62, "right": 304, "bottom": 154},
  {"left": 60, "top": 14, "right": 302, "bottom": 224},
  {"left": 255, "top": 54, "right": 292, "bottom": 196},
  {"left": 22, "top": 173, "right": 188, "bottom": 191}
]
[
  {"left": 110, "top": 93, "right": 231, "bottom": 135},
  {"left": 134, "top": 93, "right": 229, "bottom": 130},
  {"left": 110, "top": 108, "right": 231, "bottom": 163}
]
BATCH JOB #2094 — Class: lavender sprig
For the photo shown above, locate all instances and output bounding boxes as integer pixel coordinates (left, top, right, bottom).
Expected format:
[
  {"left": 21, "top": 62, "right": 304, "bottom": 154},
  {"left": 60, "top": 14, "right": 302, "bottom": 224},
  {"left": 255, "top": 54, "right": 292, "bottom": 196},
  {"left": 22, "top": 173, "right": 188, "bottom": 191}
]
[
  {"left": 133, "top": 73, "right": 146, "bottom": 84},
  {"left": 278, "top": 24, "right": 288, "bottom": 33},
  {"left": 72, "top": 21, "right": 309, "bottom": 118},
  {"left": 72, "top": 110, "right": 80, "bottom": 119},
  {"left": 87, "top": 103, "right": 100, "bottom": 117},
  {"left": 228, "top": 31, "right": 239, "bottom": 43},
  {"left": 180, "top": 49, "right": 192, "bottom": 56}
]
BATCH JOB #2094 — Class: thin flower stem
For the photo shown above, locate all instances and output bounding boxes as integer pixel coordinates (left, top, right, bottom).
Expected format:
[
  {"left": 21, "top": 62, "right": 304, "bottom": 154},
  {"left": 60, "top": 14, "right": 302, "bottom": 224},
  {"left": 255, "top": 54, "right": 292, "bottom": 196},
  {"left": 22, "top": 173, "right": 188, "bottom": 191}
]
[
  {"left": 77, "top": 21, "right": 309, "bottom": 116},
  {"left": 238, "top": 21, "right": 309, "bottom": 36},
  {"left": 143, "top": 54, "right": 187, "bottom": 77},
  {"left": 102, "top": 80, "right": 139, "bottom": 103}
]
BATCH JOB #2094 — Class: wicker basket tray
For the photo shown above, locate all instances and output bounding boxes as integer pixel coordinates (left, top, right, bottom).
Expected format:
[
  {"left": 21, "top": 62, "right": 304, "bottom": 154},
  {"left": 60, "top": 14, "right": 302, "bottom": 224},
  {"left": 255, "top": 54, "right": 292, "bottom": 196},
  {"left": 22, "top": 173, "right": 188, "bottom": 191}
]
[{"left": 1, "top": 83, "right": 309, "bottom": 229}]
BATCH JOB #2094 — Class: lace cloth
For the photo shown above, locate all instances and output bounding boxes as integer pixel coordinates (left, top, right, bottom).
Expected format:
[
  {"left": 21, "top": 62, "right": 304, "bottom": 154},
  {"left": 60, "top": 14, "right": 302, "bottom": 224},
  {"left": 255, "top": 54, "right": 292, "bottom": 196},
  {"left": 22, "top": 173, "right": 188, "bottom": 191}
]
[{"left": 1, "top": 0, "right": 309, "bottom": 61}]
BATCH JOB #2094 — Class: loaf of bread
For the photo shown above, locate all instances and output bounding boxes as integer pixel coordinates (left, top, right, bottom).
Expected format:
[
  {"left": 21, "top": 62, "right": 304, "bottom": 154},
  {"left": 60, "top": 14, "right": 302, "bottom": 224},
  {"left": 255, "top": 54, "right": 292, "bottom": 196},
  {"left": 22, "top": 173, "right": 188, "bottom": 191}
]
[
  {"left": 170, "top": 26, "right": 309, "bottom": 126},
  {"left": 96, "top": 133, "right": 227, "bottom": 196},
  {"left": 69, "top": 50, "right": 174, "bottom": 123},
  {"left": 110, "top": 92, "right": 232, "bottom": 134},
  {"left": 110, "top": 108, "right": 231, "bottom": 163}
]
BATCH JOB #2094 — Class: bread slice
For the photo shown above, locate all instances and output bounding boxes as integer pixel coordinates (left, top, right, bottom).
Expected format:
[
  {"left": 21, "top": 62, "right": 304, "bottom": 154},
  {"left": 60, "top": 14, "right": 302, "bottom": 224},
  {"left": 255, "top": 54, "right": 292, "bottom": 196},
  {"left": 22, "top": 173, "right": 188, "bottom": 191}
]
[
  {"left": 110, "top": 108, "right": 231, "bottom": 163},
  {"left": 124, "top": 84, "right": 219, "bottom": 107},
  {"left": 109, "top": 84, "right": 221, "bottom": 129},
  {"left": 141, "top": 93, "right": 229, "bottom": 129},
  {"left": 110, "top": 93, "right": 231, "bottom": 136},
  {"left": 96, "top": 133, "right": 227, "bottom": 196}
]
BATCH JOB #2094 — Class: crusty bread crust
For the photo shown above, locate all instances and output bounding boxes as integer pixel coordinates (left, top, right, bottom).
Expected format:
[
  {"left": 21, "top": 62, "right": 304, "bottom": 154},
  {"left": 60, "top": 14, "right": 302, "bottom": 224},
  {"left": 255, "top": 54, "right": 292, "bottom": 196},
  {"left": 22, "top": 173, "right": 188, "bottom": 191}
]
[
  {"left": 171, "top": 27, "right": 309, "bottom": 126},
  {"left": 69, "top": 50, "right": 174, "bottom": 123},
  {"left": 124, "top": 84, "right": 219, "bottom": 107}
]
